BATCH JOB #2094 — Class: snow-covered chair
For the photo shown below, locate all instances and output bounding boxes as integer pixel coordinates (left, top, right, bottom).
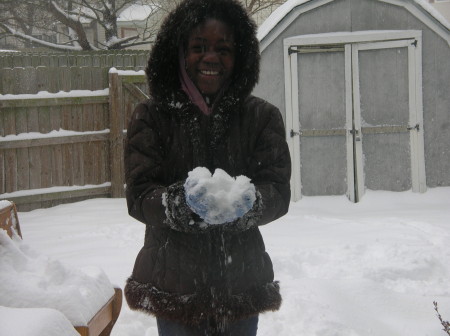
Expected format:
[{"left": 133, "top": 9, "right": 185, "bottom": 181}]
[
  {"left": 0, "top": 200, "right": 122, "bottom": 336},
  {"left": 0, "top": 306, "right": 79, "bottom": 336},
  {"left": 0, "top": 200, "right": 21, "bottom": 238}
]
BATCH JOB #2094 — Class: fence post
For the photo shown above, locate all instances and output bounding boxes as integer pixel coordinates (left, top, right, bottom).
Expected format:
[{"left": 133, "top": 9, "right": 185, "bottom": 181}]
[{"left": 109, "top": 70, "right": 125, "bottom": 198}]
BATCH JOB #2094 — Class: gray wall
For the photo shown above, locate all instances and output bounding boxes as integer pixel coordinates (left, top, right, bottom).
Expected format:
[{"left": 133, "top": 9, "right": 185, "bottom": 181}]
[{"left": 254, "top": 0, "right": 450, "bottom": 188}]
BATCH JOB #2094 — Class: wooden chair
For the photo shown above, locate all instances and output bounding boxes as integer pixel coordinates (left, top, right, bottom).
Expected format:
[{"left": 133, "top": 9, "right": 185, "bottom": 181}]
[
  {"left": 0, "top": 201, "right": 22, "bottom": 238},
  {"left": 0, "top": 201, "right": 122, "bottom": 336}
]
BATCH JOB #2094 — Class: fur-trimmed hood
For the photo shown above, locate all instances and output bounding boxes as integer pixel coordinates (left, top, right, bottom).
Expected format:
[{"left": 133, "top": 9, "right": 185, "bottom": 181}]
[{"left": 146, "top": 0, "right": 260, "bottom": 105}]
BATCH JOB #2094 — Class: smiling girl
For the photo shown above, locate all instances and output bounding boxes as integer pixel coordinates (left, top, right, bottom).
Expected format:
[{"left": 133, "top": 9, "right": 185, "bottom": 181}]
[{"left": 123, "top": 1, "right": 291, "bottom": 335}]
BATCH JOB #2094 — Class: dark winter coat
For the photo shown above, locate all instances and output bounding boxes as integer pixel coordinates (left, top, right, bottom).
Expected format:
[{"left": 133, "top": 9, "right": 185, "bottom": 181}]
[{"left": 124, "top": 0, "right": 291, "bottom": 327}]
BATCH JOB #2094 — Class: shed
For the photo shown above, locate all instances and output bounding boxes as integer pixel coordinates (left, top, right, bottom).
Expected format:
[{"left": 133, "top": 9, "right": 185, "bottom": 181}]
[{"left": 254, "top": 0, "right": 450, "bottom": 202}]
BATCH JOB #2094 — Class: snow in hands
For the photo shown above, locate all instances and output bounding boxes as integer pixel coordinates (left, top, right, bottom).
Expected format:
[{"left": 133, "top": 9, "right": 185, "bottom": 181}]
[{"left": 184, "top": 167, "right": 256, "bottom": 225}]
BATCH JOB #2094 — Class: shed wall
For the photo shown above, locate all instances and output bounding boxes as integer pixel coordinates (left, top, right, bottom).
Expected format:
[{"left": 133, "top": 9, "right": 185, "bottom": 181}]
[{"left": 254, "top": 0, "right": 450, "bottom": 188}]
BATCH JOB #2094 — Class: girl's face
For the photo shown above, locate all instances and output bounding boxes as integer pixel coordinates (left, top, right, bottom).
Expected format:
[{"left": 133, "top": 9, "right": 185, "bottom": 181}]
[{"left": 185, "top": 18, "right": 235, "bottom": 99}]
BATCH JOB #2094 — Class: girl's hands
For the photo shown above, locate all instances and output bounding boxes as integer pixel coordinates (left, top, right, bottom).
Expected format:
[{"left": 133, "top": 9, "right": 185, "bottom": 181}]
[{"left": 184, "top": 167, "right": 256, "bottom": 225}]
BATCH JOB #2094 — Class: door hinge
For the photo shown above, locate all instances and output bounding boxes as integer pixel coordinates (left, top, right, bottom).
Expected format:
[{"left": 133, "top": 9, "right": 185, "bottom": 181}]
[
  {"left": 288, "top": 46, "right": 300, "bottom": 55},
  {"left": 407, "top": 123, "right": 420, "bottom": 131},
  {"left": 349, "top": 129, "right": 361, "bottom": 141},
  {"left": 290, "top": 129, "right": 300, "bottom": 137}
]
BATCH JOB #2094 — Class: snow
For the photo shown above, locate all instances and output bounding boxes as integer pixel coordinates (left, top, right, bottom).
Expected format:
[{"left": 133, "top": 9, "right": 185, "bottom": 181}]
[
  {"left": 184, "top": 167, "right": 256, "bottom": 224},
  {"left": 109, "top": 67, "right": 146, "bottom": 76},
  {"left": 414, "top": 0, "right": 450, "bottom": 30},
  {"left": 1, "top": 188, "right": 450, "bottom": 335},
  {"left": 0, "top": 230, "right": 115, "bottom": 326},
  {"left": 0, "top": 129, "right": 109, "bottom": 142},
  {"left": 257, "top": 0, "right": 310, "bottom": 41},
  {"left": 0, "top": 200, "right": 13, "bottom": 210},
  {"left": 0, "top": 183, "right": 110, "bottom": 199},
  {"left": 118, "top": 4, "right": 155, "bottom": 22},
  {"left": 0, "top": 306, "right": 78, "bottom": 336},
  {"left": 0, "top": 89, "right": 109, "bottom": 101}
]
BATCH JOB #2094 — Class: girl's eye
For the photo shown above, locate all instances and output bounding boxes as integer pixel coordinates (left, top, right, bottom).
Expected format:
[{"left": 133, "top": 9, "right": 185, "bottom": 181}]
[
  {"left": 219, "top": 48, "right": 232, "bottom": 55},
  {"left": 191, "top": 45, "right": 206, "bottom": 53}
]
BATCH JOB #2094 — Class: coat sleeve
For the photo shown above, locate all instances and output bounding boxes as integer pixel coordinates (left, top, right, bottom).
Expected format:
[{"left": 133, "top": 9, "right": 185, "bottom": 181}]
[
  {"left": 246, "top": 100, "right": 292, "bottom": 226},
  {"left": 124, "top": 102, "right": 203, "bottom": 232},
  {"left": 124, "top": 102, "right": 167, "bottom": 225}
]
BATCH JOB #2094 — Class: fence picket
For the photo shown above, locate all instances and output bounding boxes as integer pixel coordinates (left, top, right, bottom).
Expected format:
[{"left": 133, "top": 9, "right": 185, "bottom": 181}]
[
  {"left": 4, "top": 149, "right": 17, "bottom": 193},
  {"left": 0, "top": 150, "right": 4, "bottom": 192},
  {"left": 52, "top": 144, "right": 64, "bottom": 186},
  {"left": 16, "top": 148, "right": 30, "bottom": 191},
  {"left": 36, "top": 66, "right": 50, "bottom": 92},
  {"left": 40, "top": 146, "right": 52, "bottom": 188}
]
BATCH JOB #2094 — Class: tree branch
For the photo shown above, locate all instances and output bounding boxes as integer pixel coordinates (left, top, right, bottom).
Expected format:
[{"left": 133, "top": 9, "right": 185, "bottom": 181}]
[
  {"left": 0, "top": 22, "right": 83, "bottom": 51},
  {"left": 47, "top": 1, "right": 94, "bottom": 50}
]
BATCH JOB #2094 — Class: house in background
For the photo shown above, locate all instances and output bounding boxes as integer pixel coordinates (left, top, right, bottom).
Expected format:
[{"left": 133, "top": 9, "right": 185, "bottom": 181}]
[
  {"left": 254, "top": 0, "right": 450, "bottom": 202},
  {"left": 116, "top": 4, "right": 163, "bottom": 50}
]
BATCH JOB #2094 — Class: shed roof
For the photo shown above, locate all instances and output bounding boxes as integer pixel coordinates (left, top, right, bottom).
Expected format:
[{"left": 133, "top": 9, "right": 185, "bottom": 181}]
[{"left": 258, "top": 0, "right": 450, "bottom": 46}]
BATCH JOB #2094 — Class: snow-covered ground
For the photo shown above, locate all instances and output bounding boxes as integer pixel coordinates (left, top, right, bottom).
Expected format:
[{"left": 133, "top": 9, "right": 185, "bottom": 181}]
[{"left": 3, "top": 187, "right": 450, "bottom": 335}]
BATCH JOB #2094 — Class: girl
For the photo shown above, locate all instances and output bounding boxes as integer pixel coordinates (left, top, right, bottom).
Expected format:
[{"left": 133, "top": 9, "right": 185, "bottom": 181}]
[{"left": 124, "top": 0, "right": 291, "bottom": 335}]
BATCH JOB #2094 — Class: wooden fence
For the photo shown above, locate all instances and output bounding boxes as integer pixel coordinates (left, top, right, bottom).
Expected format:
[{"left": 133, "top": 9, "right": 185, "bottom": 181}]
[
  {"left": 0, "top": 68, "right": 148, "bottom": 211},
  {"left": 0, "top": 50, "right": 148, "bottom": 94}
]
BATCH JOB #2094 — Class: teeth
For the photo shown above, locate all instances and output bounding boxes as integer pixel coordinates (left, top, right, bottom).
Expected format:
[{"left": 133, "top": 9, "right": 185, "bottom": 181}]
[{"left": 200, "top": 70, "right": 219, "bottom": 75}]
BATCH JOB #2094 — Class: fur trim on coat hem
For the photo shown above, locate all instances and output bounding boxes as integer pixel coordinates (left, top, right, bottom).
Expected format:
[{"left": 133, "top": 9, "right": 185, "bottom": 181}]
[{"left": 124, "top": 277, "right": 282, "bottom": 326}]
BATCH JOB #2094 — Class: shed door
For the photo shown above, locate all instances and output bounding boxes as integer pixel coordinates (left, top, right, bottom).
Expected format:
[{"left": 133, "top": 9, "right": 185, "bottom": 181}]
[
  {"left": 295, "top": 49, "right": 349, "bottom": 197},
  {"left": 286, "top": 36, "right": 426, "bottom": 202}
]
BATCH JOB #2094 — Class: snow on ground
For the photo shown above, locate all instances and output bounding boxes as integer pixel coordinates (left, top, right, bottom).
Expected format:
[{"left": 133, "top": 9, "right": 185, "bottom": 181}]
[{"left": 5, "top": 187, "right": 450, "bottom": 335}]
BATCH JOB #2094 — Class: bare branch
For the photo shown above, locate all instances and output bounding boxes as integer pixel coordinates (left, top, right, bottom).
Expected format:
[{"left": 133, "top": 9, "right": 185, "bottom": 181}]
[
  {"left": 0, "top": 22, "right": 82, "bottom": 51},
  {"left": 47, "top": 1, "right": 95, "bottom": 50}
]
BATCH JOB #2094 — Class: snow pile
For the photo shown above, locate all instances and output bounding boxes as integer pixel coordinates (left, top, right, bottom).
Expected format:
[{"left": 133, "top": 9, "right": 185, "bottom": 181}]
[
  {"left": 0, "top": 230, "right": 115, "bottom": 326},
  {"left": 184, "top": 167, "right": 256, "bottom": 224},
  {"left": 0, "top": 306, "right": 78, "bottom": 336},
  {"left": 118, "top": 4, "right": 155, "bottom": 22}
]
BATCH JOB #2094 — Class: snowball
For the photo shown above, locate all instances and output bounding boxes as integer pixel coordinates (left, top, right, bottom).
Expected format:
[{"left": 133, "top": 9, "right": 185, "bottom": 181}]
[{"left": 184, "top": 167, "right": 256, "bottom": 224}]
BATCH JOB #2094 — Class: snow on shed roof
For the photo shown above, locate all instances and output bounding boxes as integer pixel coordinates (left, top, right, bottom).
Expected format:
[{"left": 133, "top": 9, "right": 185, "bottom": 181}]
[
  {"left": 117, "top": 4, "right": 155, "bottom": 22},
  {"left": 258, "top": 0, "right": 450, "bottom": 42},
  {"left": 257, "top": 0, "right": 310, "bottom": 41}
]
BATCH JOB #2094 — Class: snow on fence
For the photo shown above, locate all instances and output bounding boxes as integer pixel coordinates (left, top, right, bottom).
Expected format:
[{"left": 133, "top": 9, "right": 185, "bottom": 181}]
[
  {"left": 0, "top": 69, "right": 148, "bottom": 211},
  {"left": 0, "top": 50, "right": 148, "bottom": 94}
]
